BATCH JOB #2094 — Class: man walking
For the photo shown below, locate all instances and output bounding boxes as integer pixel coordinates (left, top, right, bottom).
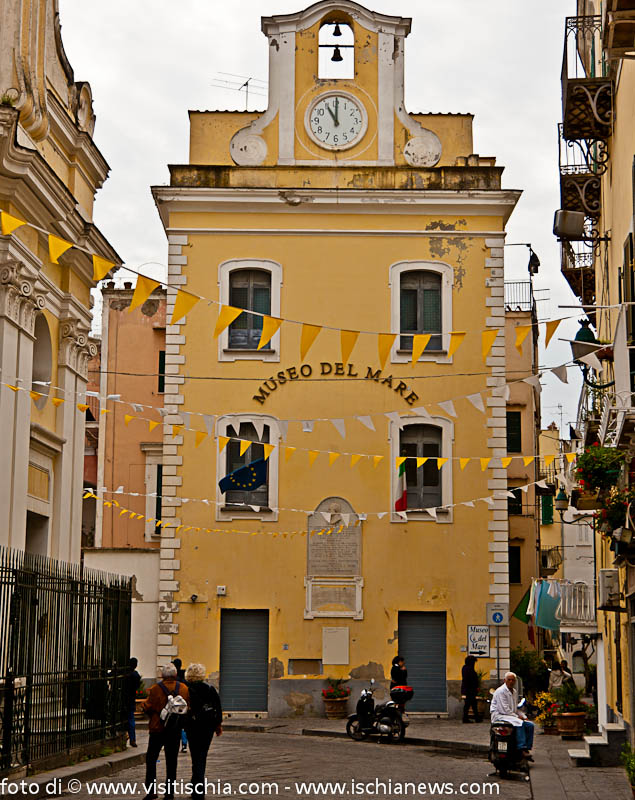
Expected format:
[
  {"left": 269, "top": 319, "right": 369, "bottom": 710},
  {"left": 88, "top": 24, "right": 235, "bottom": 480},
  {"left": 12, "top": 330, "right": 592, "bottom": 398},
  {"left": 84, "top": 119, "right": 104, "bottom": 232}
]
[
  {"left": 490, "top": 672, "right": 534, "bottom": 759},
  {"left": 143, "top": 664, "right": 189, "bottom": 800},
  {"left": 123, "top": 657, "right": 141, "bottom": 747}
]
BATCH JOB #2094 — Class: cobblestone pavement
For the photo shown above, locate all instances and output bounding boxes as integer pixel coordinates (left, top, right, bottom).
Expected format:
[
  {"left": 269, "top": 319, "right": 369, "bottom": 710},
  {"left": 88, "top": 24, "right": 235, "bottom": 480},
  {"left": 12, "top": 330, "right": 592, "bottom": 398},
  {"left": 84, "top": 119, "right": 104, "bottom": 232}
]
[{"left": 55, "top": 731, "right": 531, "bottom": 800}]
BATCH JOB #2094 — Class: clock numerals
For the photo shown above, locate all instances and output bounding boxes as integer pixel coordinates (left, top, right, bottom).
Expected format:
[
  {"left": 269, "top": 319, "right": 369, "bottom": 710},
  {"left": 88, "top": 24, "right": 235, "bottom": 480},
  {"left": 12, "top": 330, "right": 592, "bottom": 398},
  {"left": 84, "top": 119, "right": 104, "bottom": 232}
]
[{"left": 308, "top": 95, "right": 364, "bottom": 150}]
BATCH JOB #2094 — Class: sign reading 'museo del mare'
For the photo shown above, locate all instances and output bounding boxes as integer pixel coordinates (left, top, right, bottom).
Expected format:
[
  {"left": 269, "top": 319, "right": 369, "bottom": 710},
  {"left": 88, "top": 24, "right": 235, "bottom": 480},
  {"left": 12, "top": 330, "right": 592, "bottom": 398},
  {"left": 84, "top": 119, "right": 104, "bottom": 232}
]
[{"left": 252, "top": 362, "right": 420, "bottom": 406}]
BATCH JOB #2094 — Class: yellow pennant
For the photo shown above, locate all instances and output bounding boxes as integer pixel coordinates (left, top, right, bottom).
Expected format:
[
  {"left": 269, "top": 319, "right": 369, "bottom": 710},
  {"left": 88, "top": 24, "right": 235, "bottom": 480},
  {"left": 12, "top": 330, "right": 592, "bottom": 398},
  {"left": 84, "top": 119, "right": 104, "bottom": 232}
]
[
  {"left": 481, "top": 329, "right": 499, "bottom": 362},
  {"left": 239, "top": 439, "right": 251, "bottom": 456},
  {"left": 172, "top": 424, "right": 183, "bottom": 436},
  {"left": 501, "top": 457, "right": 512, "bottom": 468},
  {"left": 378, "top": 333, "right": 396, "bottom": 369},
  {"left": 29, "top": 391, "right": 42, "bottom": 402},
  {"left": 101, "top": 409, "right": 111, "bottom": 416},
  {"left": 328, "top": 452, "right": 340, "bottom": 466},
  {"left": 130, "top": 275, "right": 160, "bottom": 312},
  {"left": 77, "top": 403, "right": 89, "bottom": 412},
  {"left": 448, "top": 331, "right": 467, "bottom": 357},
  {"left": 195, "top": 431, "right": 207, "bottom": 448},
  {"left": 373, "top": 455, "right": 383, "bottom": 468},
  {"left": 218, "top": 435, "right": 230, "bottom": 453},
  {"left": 285, "top": 446, "right": 296, "bottom": 461},
  {"left": 350, "top": 454, "right": 362, "bottom": 467},
  {"left": 416, "top": 457, "right": 428, "bottom": 468},
  {"left": 396, "top": 456, "right": 407, "bottom": 468},
  {"left": 300, "top": 323, "right": 322, "bottom": 360},
  {"left": 459, "top": 458, "right": 470, "bottom": 471},
  {"left": 437, "top": 458, "right": 448, "bottom": 469},
  {"left": 124, "top": 414, "right": 135, "bottom": 426},
  {"left": 263, "top": 443, "right": 275, "bottom": 461},
  {"left": 1, "top": 211, "right": 26, "bottom": 236},
  {"left": 341, "top": 330, "right": 359, "bottom": 364},
  {"left": 171, "top": 290, "right": 200, "bottom": 324},
  {"left": 258, "top": 316, "right": 283, "bottom": 350},
  {"left": 48, "top": 234, "right": 72, "bottom": 264},
  {"left": 544, "top": 454, "right": 556, "bottom": 467},
  {"left": 6, "top": 385, "right": 19, "bottom": 393},
  {"left": 523, "top": 456, "right": 534, "bottom": 467},
  {"left": 565, "top": 453, "right": 576, "bottom": 463},
  {"left": 412, "top": 334, "right": 432, "bottom": 367},
  {"left": 480, "top": 458, "right": 490, "bottom": 471},
  {"left": 52, "top": 397, "right": 65, "bottom": 407},
  {"left": 214, "top": 305, "right": 243, "bottom": 338},
  {"left": 308, "top": 450, "right": 319, "bottom": 466},
  {"left": 515, "top": 325, "right": 532, "bottom": 354},
  {"left": 148, "top": 420, "right": 160, "bottom": 432},
  {"left": 92, "top": 254, "right": 115, "bottom": 282},
  {"left": 545, "top": 319, "right": 562, "bottom": 348}
]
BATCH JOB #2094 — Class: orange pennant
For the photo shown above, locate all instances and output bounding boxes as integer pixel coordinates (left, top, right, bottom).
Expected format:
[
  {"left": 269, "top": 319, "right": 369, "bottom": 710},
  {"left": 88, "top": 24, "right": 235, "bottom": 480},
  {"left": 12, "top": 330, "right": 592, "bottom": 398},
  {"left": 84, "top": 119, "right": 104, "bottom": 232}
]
[
  {"left": 341, "top": 330, "right": 359, "bottom": 364},
  {"left": 480, "top": 458, "right": 490, "bottom": 471},
  {"left": 300, "top": 324, "right": 322, "bottom": 361},
  {"left": 148, "top": 420, "right": 160, "bottom": 432},
  {"left": 501, "top": 457, "right": 512, "bottom": 468},
  {"left": 523, "top": 456, "right": 534, "bottom": 467},
  {"left": 481, "top": 329, "right": 499, "bottom": 362},
  {"left": 328, "top": 452, "right": 340, "bottom": 466},
  {"left": 52, "top": 397, "right": 65, "bottom": 407},
  {"left": 378, "top": 334, "right": 396, "bottom": 369},
  {"left": 77, "top": 403, "right": 90, "bottom": 412},
  {"left": 171, "top": 290, "right": 200, "bottom": 324},
  {"left": 515, "top": 325, "right": 532, "bottom": 354},
  {"left": 195, "top": 431, "right": 207, "bottom": 447},
  {"left": 263, "top": 443, "right": 275, "bottom": 460},
  {"left": 239, "top": 439, "right": 251, "bottom": 456},
  {"left": 124, "top": 414, "right": 135, "bottom": 426},
  {"left": 258, "top": 316, "right": 283, "bottom": 350},
  {"left": 285, "top": 447, "right": 296, "bottom": 461},
  {"left": 412, "top": 334, "right": 432, "bottom": 368},
  {"left": 448, "top": 331, "right": 466, "bottom": 357},
  {"left": 350, "top": 454, "right": 362, "bottom": 467},
  {"left": 459, "top": 458, "right": 470, "bottom": 471},
  {"left": 214, "top": 305, "right": 243, "bottom": 338},
  {"left": 373, "top": 455, "right": 383, "bottom": 468},
  {"left": 308, "top": 450, "right": 319, "bottom": 466},
  {"left": 218, "top": 435, "right": 230, "bottom": 453},
  {"left": 545, "top": 319, "right": 562, "bottom": 348}
]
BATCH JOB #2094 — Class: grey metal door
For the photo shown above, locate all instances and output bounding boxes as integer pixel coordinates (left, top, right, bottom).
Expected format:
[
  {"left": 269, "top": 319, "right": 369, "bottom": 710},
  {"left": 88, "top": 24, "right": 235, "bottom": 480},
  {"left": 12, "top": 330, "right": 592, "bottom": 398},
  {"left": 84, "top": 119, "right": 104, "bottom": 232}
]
[
  {"left": 398, "top": 611, "right": 447, "bottom": 712},
  {"left": 219, "top": 609, "right": 269, "bottom": 711}
]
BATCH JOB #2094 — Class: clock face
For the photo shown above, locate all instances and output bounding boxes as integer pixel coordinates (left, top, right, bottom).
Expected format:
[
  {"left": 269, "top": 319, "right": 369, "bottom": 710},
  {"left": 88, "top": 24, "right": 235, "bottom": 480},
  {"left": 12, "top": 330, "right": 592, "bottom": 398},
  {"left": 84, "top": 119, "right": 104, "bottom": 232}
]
[{"left": 306, "top": 93, "right": 366, "bottom": 150}]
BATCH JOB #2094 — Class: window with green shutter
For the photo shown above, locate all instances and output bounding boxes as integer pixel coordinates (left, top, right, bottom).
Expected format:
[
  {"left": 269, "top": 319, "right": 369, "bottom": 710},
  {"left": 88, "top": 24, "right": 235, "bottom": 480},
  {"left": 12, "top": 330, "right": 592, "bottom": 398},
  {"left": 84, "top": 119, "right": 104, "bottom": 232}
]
[
  {"left": 400, "top": 271, "right": 442, "bottom": 351},
  {"left": 541, "top": 495, "right": 554, "bottom": 525},
  {"left": 506, "top": 411, "right": 522, "bottom": 453}
]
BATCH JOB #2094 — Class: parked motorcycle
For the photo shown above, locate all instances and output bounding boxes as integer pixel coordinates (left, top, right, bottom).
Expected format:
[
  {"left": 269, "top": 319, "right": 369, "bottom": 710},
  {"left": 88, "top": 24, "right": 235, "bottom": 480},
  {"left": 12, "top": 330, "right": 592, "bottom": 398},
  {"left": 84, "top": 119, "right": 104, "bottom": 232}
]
[
  {"left": 346, "top": 679, "right": 413, "bottom": 743},
  {"left": 488, "top": 699, "right": 531, "bottom": 780}
]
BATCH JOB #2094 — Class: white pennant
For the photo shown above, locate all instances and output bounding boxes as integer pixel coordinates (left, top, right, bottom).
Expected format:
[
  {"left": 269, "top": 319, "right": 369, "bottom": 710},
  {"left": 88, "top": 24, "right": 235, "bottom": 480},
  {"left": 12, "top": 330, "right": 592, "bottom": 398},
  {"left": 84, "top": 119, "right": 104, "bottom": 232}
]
[
  {"left": 492, "top": 384, "right": 511, "bottom": 401},
  {"left": 182, "top": 412, "right": 191, "bottom": 429},
  {"left": 302, "top": 420, "right": 314, "bottom": 433},
  {"left": 86, "top": 391, "right": 100, "bottom": 398},
  {"left": 321, "top": 512, "right": 332, "bottom": 524},
  {"left": 438, "top": 400, "right": 457, "bottom": 418},
  {"left": 462, "top": 501, "right": 475, "bottom": 508},
  {"left": 277, "top": 420, "right": 289, "bottom": 440},
  {"left": 131, "top": 403, "right": 145, "bottom": 414},
  {"left": 331, "top": 418, "right": 346, "bottom": 438},
  {"left": 253, "top": 418, "right": 265, "bottom": 440},
  {"left": 158, "top": 408, "right": 169, "bottom": 418},
  {"left": 377, "top": 512, "right": 387, "bottom": 519},
  {"left": 536, "top": 480, "right": 548, "bottom": 489},
  {"left": 551, "top": 365, "right": 569, "bottom": 384},
  {"left": 203, "top": 415, "right": 215, "bottom": 435},
  {"left": 115, "top": 486, "right": 124, "bottom": 494},
  {"left": 250, "top": 505, "right": 260, "bottom": 513},
  {"left": 396, "top": 511, "right": 408, "bottom": 521},
  {"left": 506, "top": 491, "right": 517, "bottom": 499},
  {"left": 411, "top": 406, "right": 432, "bottom": 419},
  {"left": 107, "top": 394, "right": 121, "bottom": 401},
  {"left": 359, "top": 513, "right": 367, "bottom": 521},
  {"left": 356, "top": 415, "right": 375, "bottom": 431},
  {"left": 341, "top": 513, "right": 350, "bottom": 527},
  {"left": 484, "top": 496, "right": 495, "bottom": 506},
  {"left": 467, "top": 393, "right": 485, "bottom": 413},
  {"left": 523, "top": 374, "right": 542, "bottom": 393},
  {"left": 385, "top": 411, "right": 404, "bottom": 427},
  {"left": 427, "top": 507, "right": 437, "bottom": 520},
  {"left": 578, "top": 352, "right": 603, "bottom": 372},
  {"left": 520, "top": 484, "right": 530, "bottom": 493}
]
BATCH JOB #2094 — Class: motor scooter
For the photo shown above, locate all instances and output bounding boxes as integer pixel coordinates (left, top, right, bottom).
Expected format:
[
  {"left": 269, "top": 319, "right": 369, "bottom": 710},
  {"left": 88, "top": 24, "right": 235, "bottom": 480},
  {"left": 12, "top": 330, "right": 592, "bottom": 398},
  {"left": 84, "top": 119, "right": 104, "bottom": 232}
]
[
  {"left": 488, "top": 698, "right": 531, "bottom": 780},
  {"left": 346, "top": 679, "right": 413, "bottom": 743}
]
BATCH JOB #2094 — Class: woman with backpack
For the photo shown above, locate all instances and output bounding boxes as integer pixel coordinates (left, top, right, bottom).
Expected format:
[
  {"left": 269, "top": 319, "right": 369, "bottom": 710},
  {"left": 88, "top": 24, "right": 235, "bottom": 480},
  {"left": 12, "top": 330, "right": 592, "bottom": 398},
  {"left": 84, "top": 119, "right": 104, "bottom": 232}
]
[
  {"left": 184, "top": 663, "right": 223, "bottom": 798},
  {"left": 142, "top": 664, "right": 189, "bottom": 800}
]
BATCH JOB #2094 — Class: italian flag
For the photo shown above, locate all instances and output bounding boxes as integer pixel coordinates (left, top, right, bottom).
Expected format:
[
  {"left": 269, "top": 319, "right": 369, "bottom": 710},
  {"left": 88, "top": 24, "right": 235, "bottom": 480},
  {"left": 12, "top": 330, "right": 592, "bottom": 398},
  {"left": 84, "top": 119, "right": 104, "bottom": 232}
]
[{"left": 395, "top": 460, "right": 408, "bottom": 512}]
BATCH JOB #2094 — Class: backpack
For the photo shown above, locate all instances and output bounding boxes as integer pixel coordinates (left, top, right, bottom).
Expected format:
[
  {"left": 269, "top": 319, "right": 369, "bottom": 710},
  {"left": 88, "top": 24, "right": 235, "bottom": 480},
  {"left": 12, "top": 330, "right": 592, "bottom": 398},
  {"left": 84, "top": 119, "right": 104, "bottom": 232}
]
[
  {"left": 191, "top": 685, "right": 222, "bottom": 729},
  {"left": 158, "top": 681, "right": 188, "bottom": 732}
]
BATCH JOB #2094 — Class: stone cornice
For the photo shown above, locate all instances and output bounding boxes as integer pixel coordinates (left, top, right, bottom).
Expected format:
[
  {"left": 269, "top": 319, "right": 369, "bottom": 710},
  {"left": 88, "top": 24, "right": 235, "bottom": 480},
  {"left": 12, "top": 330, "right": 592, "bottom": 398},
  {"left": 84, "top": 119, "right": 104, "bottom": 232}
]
[
  {"left": 58, "top": 297, "right": 96, "bottom": 379},
  {"left": 262, "top": 1, "right": 411, "bottom": 36}
]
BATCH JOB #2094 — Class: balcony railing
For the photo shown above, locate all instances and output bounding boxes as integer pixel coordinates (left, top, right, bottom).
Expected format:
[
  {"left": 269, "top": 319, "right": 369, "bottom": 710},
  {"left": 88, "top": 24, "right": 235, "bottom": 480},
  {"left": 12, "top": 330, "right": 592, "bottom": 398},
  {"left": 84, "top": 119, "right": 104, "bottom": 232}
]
[
  {"left": 560, "top": 240, "right": 595, "bottom": 305},
  {"left": 562, "top": 16, "right": 613, "bottom": 141},
  {"left": 603, "top": 1, "right": 635, "bottom": 60},
  {"left": 558, "top": 124, "right": 603, "bottom": 217},
  {"left": 560, "top": 582, "right": 596, "bottom": 625},
  {"left": 504, "top": 280, "right": 534, "bottom": 313}
]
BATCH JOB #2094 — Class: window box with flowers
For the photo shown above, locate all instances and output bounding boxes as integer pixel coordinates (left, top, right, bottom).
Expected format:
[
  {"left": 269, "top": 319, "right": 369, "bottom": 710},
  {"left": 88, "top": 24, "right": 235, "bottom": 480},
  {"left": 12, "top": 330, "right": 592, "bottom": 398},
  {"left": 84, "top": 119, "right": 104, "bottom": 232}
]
[
  {"left": 322, "top": 678, "right": 351, "bottom": 719},
  {"left": 573, "top": 443, "right": 626, "bottom": 509}
]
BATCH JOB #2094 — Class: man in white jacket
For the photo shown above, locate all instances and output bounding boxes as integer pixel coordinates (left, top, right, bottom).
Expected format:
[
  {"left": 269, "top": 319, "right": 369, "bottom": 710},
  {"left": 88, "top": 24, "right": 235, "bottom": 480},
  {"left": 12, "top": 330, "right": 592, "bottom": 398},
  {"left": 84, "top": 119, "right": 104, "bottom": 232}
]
[{"left": 490, "top": 672, "right": 534, "bottom": 757}]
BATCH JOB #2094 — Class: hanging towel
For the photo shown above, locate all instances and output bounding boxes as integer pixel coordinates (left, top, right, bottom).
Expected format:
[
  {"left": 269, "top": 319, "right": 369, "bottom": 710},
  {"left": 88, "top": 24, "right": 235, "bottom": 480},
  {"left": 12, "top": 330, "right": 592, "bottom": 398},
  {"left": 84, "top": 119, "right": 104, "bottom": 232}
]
[
  {"left": 526, "top": 579, "right": 537, "bottom": 616},
  {"left": 535, "top": 580, "right": 561, "bottom": 631}
]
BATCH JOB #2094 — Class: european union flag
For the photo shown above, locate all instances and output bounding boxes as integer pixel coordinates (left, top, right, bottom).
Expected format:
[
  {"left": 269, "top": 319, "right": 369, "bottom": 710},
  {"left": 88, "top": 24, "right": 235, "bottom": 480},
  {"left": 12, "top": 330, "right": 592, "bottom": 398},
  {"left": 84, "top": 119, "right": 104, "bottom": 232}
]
[{"left": 219, "top": 458, "right": 267, "bottom": 494}]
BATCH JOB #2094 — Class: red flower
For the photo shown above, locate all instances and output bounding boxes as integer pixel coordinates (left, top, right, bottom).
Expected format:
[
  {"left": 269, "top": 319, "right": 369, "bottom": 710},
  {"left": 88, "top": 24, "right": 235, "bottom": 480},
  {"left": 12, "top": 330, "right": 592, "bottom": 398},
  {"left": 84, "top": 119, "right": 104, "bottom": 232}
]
[{"left": 593, "top": 442, "right": 600, "bottom": 446}]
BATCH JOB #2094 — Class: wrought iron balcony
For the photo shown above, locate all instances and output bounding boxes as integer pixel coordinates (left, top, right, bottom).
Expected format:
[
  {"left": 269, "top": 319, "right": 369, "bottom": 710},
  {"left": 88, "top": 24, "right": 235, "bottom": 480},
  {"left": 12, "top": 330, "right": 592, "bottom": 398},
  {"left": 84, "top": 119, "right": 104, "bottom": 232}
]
[
  {"left": 560, "top": 240, "right": 595, "bottom": 305},
  {"left": 562, "top": 16, "right": 613, "bottom": 141},
  {"left": 604, "top": 1, "right": 635, "bottom": 60},
  {"left": 560, "top": 582, "right": 596, "bottom": 626},
  {"left": 504, "top": 280, "right": 534, "bottom": 313},
  {"left": 559, "top": 124, "right": 605, "bottom": 218}
]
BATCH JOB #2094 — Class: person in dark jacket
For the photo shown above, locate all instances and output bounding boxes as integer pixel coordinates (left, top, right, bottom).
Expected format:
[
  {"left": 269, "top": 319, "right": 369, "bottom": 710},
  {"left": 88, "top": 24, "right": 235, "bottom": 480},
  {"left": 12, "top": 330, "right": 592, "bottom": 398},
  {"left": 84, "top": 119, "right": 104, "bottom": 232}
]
[
  {"left": 461, "top": 656, "right": 482, "bottom": 723},
  {"left": 172, "top": 659, "right": 188, "bottom": 752},
  {"left": 390, "top": 656, "right": 407, "bottom": 688},
  {"left": 123, "top": 657, "right": 141, "bottom": 747},
  {"left": 184, "top": 663, "right": 223, "bottom": 799}
]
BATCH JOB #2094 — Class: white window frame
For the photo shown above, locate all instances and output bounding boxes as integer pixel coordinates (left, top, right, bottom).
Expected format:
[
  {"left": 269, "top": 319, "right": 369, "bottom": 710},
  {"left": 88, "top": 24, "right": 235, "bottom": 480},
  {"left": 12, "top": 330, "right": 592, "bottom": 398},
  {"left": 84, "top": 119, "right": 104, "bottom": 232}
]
[
  {"left": 389, "top": 414, "right": 454, "bottom": 523},
  {"left": 141, "top": 443, "right": 163, "bottom": 541},
  {"left": 215, "top": 414, "right": 280, "bottom": 521},
  {"left": 218, "top": 259, "right": 282, "bottom": 362},
  {"left": 389, "top": 260, "right": 454, "bottom": 365}
]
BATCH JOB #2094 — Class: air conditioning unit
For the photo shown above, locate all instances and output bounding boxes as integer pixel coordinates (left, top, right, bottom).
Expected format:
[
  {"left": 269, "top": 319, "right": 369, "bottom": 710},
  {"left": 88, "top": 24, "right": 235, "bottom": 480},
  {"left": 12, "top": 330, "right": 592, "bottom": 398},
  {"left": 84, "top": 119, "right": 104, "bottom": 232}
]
[{"left": 598, "top": 568, "right": 621, "bottom": 610}]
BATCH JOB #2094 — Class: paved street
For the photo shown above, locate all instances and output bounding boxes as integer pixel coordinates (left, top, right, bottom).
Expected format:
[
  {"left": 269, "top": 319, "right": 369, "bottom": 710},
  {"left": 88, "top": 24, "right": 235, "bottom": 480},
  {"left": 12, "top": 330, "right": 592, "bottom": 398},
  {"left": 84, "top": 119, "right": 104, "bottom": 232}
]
[{"left": 56, "top": 731, "right": 530, "bottom": 800}]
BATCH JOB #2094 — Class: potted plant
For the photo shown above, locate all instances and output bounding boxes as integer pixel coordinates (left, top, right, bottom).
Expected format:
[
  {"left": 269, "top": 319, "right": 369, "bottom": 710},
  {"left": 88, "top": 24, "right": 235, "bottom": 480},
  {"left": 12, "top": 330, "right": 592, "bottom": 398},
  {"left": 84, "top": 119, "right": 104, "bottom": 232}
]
[
  {"left": 575, "top": 444, "right": 625, "bottom": 507},
  {"left": 620, "top": 743, "right": 635, "bottom": 798},
  {"left": 553, "top": 682, "right": 588, "bottom": 738},
  {"left": 134, "top": 681, "right": 148, "bottom": 718},
  {"left": 533, "top": 691, "right": 558, "bottom": 735},
  {"left": 322, "top": 677, "right": 351, "bottom": 719},
  {"left": 597, "top": 487, "right": 635, "bottom": 536}
]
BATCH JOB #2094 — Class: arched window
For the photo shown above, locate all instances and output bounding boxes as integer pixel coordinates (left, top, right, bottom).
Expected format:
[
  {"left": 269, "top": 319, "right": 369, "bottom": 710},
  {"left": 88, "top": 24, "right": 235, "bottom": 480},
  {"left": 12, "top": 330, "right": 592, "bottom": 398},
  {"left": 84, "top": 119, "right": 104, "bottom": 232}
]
[
  {"left": 228, "top": 269, "right": 272, "bottom": 349},
  {"left": 400, "top": 271, "right": 442, "bottom": 351},
  {"left": 31, "top": 313, "right": 52, "bottom": 410},
  {"left": 318, "top": 21, "right": 354, "bottom": 80},
  {"left": 399, "top": 424, "right": 442, "bottom": 509}
]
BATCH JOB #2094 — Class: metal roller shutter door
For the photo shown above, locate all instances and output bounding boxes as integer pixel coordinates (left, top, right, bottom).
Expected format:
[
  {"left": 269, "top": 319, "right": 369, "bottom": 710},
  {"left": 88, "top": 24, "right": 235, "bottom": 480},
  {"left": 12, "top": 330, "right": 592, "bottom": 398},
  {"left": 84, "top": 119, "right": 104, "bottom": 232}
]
[
  {"left": 398, "top": 611, "right": 447, "bottom": 712},
  {"left": 220, "top": 609, "right": 269, "bottom": 711}
]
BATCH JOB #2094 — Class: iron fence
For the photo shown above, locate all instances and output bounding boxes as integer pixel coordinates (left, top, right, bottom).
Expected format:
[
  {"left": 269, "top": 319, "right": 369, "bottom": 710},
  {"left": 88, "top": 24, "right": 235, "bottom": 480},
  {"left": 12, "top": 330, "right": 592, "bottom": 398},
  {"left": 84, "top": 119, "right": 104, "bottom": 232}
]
[
  {"left": 0, "top": 547, "right": 131, "bottom": 773},
  {"left": 504, "top": 281, "right": 534, "bottom": 313}
]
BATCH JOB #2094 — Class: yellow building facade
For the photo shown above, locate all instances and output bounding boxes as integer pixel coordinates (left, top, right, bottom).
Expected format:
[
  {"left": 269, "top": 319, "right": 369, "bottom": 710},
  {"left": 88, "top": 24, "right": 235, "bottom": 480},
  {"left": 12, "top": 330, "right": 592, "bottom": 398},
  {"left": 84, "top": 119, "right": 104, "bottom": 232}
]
[
  {"left": 0, "top": 0, "right": 118, "bottom": 561},
  {"left": 152, "top": 1, "right": 520, "bottom": 715}
]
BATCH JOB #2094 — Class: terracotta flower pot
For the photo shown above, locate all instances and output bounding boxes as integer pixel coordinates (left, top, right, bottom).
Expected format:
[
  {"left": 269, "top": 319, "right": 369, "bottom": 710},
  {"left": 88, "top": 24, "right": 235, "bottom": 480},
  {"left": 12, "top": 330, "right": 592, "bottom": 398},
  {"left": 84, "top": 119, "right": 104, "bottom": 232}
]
[
  {"left": 323, "top": 696, "right": 349, "bottom": 719},
  {"left": 555, "top": 711, "right": 586, "bottom": 738}
]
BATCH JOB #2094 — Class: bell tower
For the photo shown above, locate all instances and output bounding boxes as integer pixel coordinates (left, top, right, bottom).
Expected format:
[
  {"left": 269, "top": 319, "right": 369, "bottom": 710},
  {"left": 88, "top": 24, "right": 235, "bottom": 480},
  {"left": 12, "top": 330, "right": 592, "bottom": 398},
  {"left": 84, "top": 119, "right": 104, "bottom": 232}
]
[{"left": 230, "top": 1, "right": 442, "bottom": 168}]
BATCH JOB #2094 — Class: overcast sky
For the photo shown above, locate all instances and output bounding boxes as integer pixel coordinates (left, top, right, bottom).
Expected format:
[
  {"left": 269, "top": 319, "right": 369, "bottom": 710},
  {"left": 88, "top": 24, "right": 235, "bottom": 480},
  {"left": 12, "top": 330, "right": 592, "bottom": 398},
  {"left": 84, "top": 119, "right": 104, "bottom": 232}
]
[{"left": 59, "top": 0, "right": 579, "bottom": 430}]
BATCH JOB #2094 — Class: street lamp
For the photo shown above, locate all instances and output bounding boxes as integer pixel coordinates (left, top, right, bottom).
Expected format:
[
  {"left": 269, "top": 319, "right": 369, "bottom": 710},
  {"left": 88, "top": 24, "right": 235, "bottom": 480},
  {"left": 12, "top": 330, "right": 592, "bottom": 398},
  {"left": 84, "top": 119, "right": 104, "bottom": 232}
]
[{"left": 555, "top": 488, "right": 569, "bottom": 518}]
